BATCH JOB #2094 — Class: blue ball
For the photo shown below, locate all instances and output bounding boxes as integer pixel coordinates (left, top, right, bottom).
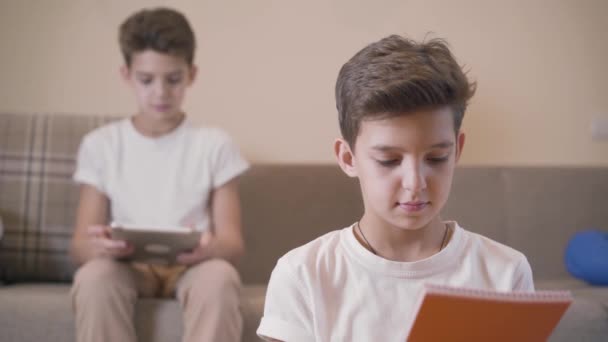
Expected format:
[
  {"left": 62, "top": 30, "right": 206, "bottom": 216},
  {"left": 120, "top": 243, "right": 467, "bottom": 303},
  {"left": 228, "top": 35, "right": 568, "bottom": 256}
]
[{"left": 564, "top": 230, "right": 608, "bottom": 286}]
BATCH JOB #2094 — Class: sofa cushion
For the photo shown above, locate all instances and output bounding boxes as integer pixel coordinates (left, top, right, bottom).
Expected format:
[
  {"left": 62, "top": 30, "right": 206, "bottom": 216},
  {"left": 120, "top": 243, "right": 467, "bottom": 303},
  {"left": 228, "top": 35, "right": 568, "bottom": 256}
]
[
  {"left": 535, "top": 278, "right": 608, "bottom": 341},
  {"left": 549, "top": 297, "right": 608, "bottom": 342},
  {"left": 0, "top": 113, "right": 117, "bottom": 282},
  {"left": 0, "top": 283, "right": 266, "bottom": 342}
]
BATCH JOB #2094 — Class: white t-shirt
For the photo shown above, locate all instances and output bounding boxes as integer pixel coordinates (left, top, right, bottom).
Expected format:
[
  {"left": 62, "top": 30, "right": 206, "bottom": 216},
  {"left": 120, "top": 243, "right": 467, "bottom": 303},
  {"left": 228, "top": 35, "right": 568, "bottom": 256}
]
[
  {"left": 73, "top": 118, "right": 249, "bottom": 232},
  {"left": 257, "top": 221, "right": 534, "bottom": 342}
]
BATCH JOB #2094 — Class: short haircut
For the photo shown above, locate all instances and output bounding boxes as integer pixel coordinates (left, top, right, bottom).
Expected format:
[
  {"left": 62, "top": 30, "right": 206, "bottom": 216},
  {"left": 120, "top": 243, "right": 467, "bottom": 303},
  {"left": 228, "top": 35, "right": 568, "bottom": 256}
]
[
  {"left": 335, "top": 35, "right": 476, "bottom": 147},
  {"left": 119, "top": 7, "right": 195, "bottom": 66}
]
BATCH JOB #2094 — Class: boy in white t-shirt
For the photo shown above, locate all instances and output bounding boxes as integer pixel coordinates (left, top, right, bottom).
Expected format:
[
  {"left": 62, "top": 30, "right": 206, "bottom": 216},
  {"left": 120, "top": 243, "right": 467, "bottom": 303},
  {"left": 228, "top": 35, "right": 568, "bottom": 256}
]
[
  {"left": 257, "top": 35, "right": 534, "bottom": 342},
  {"left": 69, "top": 8, "right": 248, "bottom": 342}
]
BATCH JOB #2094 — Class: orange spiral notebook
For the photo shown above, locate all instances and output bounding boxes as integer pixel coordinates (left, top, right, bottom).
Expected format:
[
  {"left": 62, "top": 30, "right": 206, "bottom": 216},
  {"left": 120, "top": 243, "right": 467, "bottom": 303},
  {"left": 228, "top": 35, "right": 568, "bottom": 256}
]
[{"left": 406, "top": 284, "right": 573, "bottom": 342}]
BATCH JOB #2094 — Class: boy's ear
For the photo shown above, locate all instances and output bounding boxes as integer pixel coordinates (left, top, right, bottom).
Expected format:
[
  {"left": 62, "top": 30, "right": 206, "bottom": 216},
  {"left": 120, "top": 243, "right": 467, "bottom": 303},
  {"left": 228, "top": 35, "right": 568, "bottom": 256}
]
[
  {"left": 334, "top": 138, "right": 358, "bottom": 177},
  {"left": 120, "top": 65, "right": 131, "bottom": 82},
  {"left": 187, "top": 65, "right": 198, "bottom": 85},
  {"left": 455, "top": 131, "right": 466, "bottom": 162}
]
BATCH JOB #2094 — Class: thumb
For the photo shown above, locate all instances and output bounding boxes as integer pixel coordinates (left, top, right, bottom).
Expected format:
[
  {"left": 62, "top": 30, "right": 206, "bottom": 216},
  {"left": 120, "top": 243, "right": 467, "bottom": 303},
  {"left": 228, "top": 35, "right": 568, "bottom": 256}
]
[
  {"left": 200, "top": 231, "right": 213, "bottom": 246},
  {"left": 88, "top": 225, "right": 109, "bottom": 238}
]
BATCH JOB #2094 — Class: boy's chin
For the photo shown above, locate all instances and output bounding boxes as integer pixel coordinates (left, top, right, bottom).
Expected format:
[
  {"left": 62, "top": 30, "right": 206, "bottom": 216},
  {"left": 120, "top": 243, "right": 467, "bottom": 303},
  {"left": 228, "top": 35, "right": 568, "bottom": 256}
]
[
  {"left": 388, "top": 214, "right": 438, "bottom": 231},
  {"left": 144, "top": 109, "right": 182, "bottom": 120}
]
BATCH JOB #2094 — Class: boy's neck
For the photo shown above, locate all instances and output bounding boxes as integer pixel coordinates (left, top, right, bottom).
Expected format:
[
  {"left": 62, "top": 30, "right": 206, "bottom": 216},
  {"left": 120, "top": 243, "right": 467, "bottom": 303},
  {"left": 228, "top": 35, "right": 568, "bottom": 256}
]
[
  {"left": 131, "top": 112, "right": 186, "bottom": 138},
  {"left": 355, "top": 215, "right": 450, "bottom": 262}
]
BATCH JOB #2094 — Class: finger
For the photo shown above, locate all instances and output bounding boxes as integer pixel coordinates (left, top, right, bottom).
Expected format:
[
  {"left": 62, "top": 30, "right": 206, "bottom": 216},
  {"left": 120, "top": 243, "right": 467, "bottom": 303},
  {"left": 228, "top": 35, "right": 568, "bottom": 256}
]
[
  {"left": 100, "top": 238, "right": 128, "bottom": 250},
  {"left": 176, "top": 251, "right": 199, "bottom": 265},
  {"left": 103, "top": 242, "right": 134, "bottom": 258},
  {"left": 112, "top": 245, "right": 134, "bottom": 258},
  {"left": 88, "top": 225, "right": 110, "bottom": 238}
]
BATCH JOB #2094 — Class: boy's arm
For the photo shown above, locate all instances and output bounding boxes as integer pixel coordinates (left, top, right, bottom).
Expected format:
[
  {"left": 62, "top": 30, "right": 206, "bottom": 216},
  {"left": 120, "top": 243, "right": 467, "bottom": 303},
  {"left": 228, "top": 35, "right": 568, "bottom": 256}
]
[
  {"left": 177, "top": 177, "right": 245, "bottom": 265},
  {"left": 513, "top": 256, "right": 535, "bottom": 291},
  {"left": 257, "top": 258, "right": 315, "bottom": 341},
  {"left": 70, "top": 184, "right": 133, "bottom": 265}
]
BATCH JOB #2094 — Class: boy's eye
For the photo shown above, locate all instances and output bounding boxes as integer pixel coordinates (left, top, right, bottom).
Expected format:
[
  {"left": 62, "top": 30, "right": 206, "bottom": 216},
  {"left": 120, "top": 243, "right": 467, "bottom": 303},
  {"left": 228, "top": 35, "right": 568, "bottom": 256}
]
[
  {"left": 427, "top": 155, "right": 449, "bottom": 164},
  {"left": 138, "top": 78, "right": 153, "bottom": 85},
  {"left": 376, "top": 159, "right": 401, "bottom": 167},
  {"left": 167, "top": 76, "right": 182, "bottom": 84}
]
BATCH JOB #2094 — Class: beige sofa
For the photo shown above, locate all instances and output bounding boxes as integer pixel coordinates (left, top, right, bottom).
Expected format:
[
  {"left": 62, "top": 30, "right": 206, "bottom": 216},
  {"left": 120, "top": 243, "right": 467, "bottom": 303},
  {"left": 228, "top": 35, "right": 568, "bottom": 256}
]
[{"left": 1, "top": 112, "right": 607, "bottom": 341}]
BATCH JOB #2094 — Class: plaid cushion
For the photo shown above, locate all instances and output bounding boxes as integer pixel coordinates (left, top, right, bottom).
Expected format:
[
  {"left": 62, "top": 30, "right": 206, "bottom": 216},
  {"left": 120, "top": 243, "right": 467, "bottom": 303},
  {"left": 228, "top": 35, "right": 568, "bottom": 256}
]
[{"left": 0, "top": 113, "right": 118, "bottom": 282}]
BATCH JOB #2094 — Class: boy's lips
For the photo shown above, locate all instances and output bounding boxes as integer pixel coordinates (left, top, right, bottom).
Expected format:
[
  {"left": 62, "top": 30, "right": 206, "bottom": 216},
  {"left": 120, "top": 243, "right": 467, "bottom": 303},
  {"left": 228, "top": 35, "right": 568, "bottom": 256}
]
[
  {"left": 153, "top": 104, "right": 171, "bottom": 112},
  {"left": 397, "top": 201, "right": 429, "bottom": 212}
]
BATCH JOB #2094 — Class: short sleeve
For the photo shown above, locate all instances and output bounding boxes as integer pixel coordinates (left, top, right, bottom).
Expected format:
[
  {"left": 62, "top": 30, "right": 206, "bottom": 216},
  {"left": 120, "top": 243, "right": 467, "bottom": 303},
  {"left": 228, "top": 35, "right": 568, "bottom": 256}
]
[
  {"left": 210, "top": 130, "right": 249, "bottom": 188},
  {"left": 257, "top": 258, "right": 315, "bottom": 342},
  {"left": 73, "top": 133, "right": 107, "bottom": 194},
  {"left": 513, "top": 256, "right": 535, "bottom": 291}
]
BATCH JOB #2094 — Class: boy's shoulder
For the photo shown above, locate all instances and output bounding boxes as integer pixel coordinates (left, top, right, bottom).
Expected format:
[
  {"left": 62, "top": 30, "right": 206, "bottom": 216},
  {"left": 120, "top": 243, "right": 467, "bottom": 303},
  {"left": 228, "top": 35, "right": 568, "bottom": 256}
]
[
  {"left": 459, "top": 225, "right": 528, "bottom": 266},
  {"left": 188, "top": 125, "right": 233, "bottom": 143},
  {"left": 86, "top": 117, "right": 126, "bottom": 135},
  {"left": 458, "top": 224, "right": 534, "bottom": 289},
  {"left": 79, "top": 118, "right": 129, "bottom": 148},
  {"left": 276, "top": 227, "right": 348, "bottom": 272},
  {"left": 82, "top": 119, "right": 233, "bottom": 145}
]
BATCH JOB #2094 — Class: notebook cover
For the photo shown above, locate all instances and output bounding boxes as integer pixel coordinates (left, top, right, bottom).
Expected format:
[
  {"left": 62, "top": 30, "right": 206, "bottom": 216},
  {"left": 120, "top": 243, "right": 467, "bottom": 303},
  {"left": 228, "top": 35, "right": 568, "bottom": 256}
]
[{"left": 406, "top": 284, "right": 573, "bottom": 342}]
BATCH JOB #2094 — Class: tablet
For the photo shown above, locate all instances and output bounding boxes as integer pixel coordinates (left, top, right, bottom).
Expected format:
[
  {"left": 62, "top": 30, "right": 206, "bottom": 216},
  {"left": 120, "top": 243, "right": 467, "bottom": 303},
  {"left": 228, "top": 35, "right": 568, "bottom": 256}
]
[{"left": 109, "top": 223, "right": 201, "bottom": 265}]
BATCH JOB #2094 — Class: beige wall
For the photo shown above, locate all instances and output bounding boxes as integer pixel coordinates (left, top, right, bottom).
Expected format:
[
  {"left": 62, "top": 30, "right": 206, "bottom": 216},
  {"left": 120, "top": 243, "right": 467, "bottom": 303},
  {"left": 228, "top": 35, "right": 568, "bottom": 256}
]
[{"left": 1, "top": 0, "right": 607, "bottom": 165}]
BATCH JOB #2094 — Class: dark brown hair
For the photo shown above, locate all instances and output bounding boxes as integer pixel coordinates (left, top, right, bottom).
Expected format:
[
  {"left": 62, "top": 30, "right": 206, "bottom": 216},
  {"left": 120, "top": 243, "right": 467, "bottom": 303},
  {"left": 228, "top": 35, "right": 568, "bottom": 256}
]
[
  {"left": 119, "top": 7, "right": 195, "bottom": 66},
  {"left": 335, "top": 34, "right": 476, "bottom": 147}
]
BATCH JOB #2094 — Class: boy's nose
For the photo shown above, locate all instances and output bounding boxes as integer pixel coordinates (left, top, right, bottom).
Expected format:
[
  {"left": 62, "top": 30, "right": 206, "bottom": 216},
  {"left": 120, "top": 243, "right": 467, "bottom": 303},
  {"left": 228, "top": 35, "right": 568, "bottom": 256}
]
[
  {"left": 154, "top": 81, "right": 170, "bottom": 98},
  {"left": 400, "top": 163, "right": 427, "bottom": 192}
]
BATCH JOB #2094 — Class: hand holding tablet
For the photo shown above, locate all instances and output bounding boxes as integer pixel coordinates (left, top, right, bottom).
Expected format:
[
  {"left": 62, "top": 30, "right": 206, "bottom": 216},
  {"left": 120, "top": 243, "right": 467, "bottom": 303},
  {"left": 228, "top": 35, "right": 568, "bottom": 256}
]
[{"left": 109, "top": 223, "right": 202, "bottom": 265}]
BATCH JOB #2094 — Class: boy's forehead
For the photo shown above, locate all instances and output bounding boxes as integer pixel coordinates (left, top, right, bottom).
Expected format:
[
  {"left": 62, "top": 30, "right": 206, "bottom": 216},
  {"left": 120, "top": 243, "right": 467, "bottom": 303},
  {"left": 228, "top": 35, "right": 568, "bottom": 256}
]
[
  {"left": 356, "top": 109, "right": 456, "bottom": 149},
  {"left": 129, "top": 50, "right": 190, "bottom": 71}
]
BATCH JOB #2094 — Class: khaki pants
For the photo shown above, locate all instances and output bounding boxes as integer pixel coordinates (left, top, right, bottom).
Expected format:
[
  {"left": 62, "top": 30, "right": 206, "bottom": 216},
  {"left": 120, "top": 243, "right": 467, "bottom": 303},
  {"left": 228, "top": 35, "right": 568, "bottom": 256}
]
[{"left": 70, "top": 258, "right": 243, "bottom": 342}]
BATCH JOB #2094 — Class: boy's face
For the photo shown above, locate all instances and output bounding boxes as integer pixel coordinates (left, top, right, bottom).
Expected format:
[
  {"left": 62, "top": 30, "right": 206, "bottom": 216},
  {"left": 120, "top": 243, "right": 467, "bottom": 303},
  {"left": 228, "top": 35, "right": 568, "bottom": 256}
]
[
  {"left": 121, "top": 50, "right": 196, "bottom": 120},
  {"left": 335, "top": 106, "right": 465, "bottom": 232}
]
